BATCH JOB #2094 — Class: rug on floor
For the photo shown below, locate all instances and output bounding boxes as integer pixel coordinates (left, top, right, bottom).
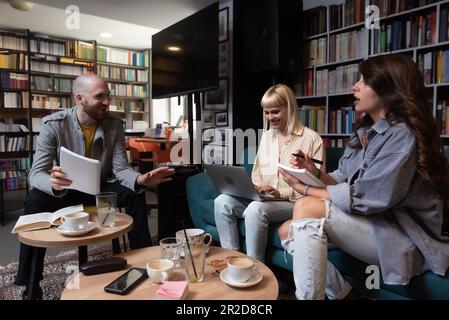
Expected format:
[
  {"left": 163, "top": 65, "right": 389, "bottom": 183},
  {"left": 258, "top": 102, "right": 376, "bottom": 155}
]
[{"left": 0, "top": 245, "right": 115, "bottom": 300}]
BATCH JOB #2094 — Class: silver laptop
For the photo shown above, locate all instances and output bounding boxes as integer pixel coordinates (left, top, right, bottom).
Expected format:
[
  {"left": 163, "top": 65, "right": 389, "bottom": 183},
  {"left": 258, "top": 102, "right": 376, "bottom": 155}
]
[{"left": 204, "top": 164, "right": 287, "bottom": 202}]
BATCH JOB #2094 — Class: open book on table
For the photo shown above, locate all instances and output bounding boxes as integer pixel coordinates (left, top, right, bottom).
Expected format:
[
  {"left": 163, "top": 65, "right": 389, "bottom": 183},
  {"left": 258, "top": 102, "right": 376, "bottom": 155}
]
[
  {"left": 60, "top": 146, "right": 101, "bottom": 195},
  {"left": 11, "top": 204, "right": 84, "bottom": 234},
  {"left": 277, "top": 163, "right": 326, "bottom": 188}
]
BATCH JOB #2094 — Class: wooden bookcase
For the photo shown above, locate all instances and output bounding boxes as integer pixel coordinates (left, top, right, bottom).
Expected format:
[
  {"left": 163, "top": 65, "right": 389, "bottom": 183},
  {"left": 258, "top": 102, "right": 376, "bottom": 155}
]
[{"left": 299, "top": 0, "right": 449, "bottom": 150}]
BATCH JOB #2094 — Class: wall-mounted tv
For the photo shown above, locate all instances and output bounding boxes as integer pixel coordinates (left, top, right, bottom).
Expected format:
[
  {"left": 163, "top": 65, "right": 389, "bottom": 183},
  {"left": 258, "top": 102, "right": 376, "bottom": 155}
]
[{"left": 152, "top": 2, "right": 219, "bottom": 99}]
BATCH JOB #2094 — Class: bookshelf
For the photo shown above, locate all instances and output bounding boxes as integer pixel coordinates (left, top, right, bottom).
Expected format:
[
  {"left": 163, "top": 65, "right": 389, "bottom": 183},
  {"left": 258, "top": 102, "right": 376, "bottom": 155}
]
[
  {"left": 0, "top": 29, "right": 151, "bottom": 221},
  {"left": 0, "top": 28, "right": 31, "bottom": 223},
  {"left": 96, "top": 45, "right": 150, "bottom": 132},
  {"left": 299, "top": 0, "right": 449, "bottom": 151}
]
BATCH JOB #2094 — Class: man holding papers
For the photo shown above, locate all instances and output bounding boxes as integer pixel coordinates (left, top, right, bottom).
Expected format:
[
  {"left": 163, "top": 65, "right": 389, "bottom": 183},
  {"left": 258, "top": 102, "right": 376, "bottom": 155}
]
[{"left": 15, "top": 74, "right": 174, "bottom": 299}]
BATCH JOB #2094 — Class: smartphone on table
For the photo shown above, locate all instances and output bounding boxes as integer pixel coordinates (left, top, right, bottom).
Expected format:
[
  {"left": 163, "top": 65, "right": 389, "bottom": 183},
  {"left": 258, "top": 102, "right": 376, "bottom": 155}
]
[{"left": 104, "top": 267, "right": 147, "bottom": 295}]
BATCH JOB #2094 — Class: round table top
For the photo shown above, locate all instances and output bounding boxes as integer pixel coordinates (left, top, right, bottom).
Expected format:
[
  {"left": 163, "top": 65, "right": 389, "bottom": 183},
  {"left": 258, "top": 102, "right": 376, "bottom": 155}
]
[
  {"left": 18, "top": 213, "right": 133, "bottom": 248},
  {"left": 60, "top": 246, "right": 279, "bottom": 300}
]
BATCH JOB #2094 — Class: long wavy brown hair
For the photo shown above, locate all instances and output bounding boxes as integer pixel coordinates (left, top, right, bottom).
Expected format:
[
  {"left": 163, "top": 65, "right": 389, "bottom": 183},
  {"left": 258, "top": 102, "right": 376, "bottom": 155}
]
[{"left": 349, "top": 54, "right": 449, "bottom": 199}]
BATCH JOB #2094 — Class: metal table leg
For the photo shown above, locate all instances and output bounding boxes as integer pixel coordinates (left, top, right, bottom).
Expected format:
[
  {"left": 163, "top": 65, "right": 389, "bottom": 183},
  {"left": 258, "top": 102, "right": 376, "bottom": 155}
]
[{"left": 78, "top": 245, "right": 88, "bottom": 265}]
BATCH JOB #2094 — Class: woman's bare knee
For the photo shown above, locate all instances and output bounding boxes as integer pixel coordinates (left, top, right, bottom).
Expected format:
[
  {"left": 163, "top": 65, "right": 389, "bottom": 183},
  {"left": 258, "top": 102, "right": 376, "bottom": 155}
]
[
  {"left": 279, "top": 220, "right": 292, "bottom": 240},
  {"left": 292, "top": 196, "right": 326, "bottom": 219}
]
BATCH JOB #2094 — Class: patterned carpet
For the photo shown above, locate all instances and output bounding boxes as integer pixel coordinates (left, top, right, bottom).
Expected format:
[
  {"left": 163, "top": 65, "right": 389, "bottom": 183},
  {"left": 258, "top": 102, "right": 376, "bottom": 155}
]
[{"left": 0, "top": 246, "right": 115, "bottom": 300}]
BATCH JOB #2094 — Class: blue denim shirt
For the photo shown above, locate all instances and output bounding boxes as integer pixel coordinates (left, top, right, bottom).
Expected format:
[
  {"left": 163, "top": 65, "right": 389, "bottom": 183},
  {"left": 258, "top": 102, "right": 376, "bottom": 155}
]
[{"left": 327, "top": 117, "right": 449, "bottom": 285}]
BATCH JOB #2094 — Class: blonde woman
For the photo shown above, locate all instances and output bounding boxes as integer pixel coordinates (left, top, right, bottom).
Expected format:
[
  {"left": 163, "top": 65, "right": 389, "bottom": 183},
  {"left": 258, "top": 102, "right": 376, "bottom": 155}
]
[{"left": 214, "top": 84, "right": 324, "bottom": 262}]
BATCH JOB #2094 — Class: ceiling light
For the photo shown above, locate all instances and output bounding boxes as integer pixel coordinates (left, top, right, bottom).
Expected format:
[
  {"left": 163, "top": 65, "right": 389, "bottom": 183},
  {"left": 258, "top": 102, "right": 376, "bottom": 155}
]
[
  {"left": 100, "top": 32, "right": 113, "bottom": 38},
  {"left": 8, "top": 0, "right": 34, "bottom": 11},
  {"left": 167, "top": 46, "right": 181, "bottom": 52}
]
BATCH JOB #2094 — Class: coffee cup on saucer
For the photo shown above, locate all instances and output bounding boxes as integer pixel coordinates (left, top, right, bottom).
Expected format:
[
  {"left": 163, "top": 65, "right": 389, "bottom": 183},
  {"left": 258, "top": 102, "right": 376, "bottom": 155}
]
[
  {"left": 146, "top": 258, "right": 174, "bottom": 283},
  {"left": 226, "top": 256, "right": 257, "bottom": 283},
  {"left": 60, "top": 212, "right": 89, "bottom": 231}
]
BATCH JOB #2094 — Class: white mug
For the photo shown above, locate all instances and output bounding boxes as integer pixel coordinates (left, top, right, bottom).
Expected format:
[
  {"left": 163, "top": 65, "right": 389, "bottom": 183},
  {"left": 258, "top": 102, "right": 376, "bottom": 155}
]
[
  {"left": 175, "top": 228, "right": 212, "bottom": 246},
  {"left": 146, "top": 258, "right": 174, "bottom": 283},
  {"left": 227, "top": 256, "right": 257, "bottom": 283},
  {"left": 60, "top": 212, "right": 89, "bottom": 231}
]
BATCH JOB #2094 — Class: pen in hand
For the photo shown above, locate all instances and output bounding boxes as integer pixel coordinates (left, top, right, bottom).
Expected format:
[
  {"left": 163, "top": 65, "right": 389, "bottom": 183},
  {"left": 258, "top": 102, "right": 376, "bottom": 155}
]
[{"left": 292, "top": 153, "right": 323, "bottom": 165}]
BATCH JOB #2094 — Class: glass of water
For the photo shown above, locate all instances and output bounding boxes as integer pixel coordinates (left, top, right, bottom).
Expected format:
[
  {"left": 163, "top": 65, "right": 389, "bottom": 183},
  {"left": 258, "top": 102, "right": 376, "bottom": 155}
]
[
  {"left": 159, "top": 237, "right": 181, "bottom": 269},
  {"left": 95, "top": 192, "right": 117, "bottom": 228}
]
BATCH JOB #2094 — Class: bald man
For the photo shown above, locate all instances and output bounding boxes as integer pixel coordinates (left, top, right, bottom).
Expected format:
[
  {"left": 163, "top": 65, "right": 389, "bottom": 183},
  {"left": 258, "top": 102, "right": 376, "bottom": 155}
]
[{"left": 15, "top": 74, "right": 174, "bottom": 299}]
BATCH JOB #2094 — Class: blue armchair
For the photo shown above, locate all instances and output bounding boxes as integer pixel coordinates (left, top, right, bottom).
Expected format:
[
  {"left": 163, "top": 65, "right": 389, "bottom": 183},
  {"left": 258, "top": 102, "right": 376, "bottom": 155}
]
[{"left": 186, "top": 148, "right": 449, "bottom": 299}]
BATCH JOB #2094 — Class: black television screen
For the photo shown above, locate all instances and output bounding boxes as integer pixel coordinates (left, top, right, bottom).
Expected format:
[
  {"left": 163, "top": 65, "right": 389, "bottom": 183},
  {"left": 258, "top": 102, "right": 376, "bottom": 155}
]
[{"left": 152, "top": 2, "right": 219, "bottom": 99}]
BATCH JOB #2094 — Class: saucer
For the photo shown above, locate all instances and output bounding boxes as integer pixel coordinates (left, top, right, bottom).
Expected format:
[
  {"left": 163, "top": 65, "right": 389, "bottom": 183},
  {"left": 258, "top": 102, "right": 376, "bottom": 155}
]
[
  {"left": 220, "top": 268, "right": 263, "bottom": 288},
  {"left": 56, "top": 221, "right": 96, "bottom": 236}
]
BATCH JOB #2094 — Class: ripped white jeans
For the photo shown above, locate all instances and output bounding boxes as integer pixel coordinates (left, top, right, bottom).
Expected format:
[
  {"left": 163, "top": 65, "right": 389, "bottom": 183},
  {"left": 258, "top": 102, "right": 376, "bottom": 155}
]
[{"left": 282, "top": 200, "right": 379, "bottom": 300}]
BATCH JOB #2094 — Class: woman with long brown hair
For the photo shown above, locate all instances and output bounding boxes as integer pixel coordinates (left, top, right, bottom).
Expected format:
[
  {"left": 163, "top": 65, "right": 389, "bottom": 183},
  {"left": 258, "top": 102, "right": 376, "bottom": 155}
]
[{"left": 278, "top": 54, "right": 449, "bottom": 300}]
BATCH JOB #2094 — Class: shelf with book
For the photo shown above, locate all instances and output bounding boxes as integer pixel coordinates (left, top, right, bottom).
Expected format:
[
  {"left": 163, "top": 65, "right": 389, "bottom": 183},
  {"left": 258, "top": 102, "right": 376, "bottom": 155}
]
[
  {"left": 96, "top": 45, "right": 150, "bottom": 131},
  {"left": 299, "top": 0, "right": 449, "bottom": 143}
]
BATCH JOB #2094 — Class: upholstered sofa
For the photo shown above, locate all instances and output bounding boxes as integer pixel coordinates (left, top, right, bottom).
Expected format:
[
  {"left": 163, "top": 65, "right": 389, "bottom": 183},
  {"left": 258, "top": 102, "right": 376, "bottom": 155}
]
[{"left": 186, "top": 147, "right": 449, "bottom": 299}]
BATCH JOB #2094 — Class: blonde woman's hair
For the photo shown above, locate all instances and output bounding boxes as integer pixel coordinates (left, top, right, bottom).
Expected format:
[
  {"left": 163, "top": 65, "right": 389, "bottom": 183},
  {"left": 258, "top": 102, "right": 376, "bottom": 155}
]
[{"left": 260, "top": 84, "right": 301, "bottom": 133}]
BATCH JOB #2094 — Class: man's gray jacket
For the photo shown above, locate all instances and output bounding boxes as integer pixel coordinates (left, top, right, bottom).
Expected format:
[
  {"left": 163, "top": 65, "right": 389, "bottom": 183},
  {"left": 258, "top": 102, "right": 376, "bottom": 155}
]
[{"left": 29, "top": 106, "right": 140, "bottom": 196}]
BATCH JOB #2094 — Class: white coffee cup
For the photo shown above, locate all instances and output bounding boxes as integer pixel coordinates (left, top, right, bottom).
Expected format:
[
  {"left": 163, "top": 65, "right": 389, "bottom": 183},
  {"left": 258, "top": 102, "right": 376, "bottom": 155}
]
[
  {"left": 146, "top": 258, "right": 174, "bottom": 283},
  {"left": 227, "top": 256, "right": 257, "bottom": 283},
  {"left": 60, "top": 212, "right": 89, "bottom": 231},
  {"left": 175, "top": 228, "right": 212, "bottom": 246}
]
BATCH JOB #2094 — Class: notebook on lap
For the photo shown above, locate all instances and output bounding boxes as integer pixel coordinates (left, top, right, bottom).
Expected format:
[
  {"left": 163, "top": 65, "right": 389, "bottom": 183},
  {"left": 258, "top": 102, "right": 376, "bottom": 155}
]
[{"left": 203, "top": 164, "right": 288, "bottom": 202}]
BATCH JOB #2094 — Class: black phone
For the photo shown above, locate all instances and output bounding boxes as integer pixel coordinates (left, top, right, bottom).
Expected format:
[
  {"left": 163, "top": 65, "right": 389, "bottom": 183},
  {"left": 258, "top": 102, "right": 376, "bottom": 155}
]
[{"left": 104, "top": 267, "right": 147, "bottom": 295}]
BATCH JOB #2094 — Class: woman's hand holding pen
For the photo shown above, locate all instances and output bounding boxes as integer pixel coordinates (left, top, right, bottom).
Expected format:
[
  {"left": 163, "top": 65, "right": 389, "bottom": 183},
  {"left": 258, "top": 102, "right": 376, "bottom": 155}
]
[
  {"left": 49, "top": 166, "right": 72, "bottom": 191},
  {"left": 290, "top": 150, "right": 319, "bottom": 175}
]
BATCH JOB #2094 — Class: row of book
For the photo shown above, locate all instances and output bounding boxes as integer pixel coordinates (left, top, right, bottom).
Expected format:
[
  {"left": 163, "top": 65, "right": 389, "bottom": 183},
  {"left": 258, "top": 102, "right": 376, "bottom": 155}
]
[
  {"left": 303, "top": 6, "right": 327, "bottom": 37},
  {"left": 329, "top": 28, "right": 369, "bottom": 63},
  {"left": 328, "top": 106, "right": 362, "bottom": 134},
  {"left": 98, "top": 65, "right": 148, "bottom": 82},
  {"left": 31, "top": 94, "right": 71, "bottom": 109},
  {"left": 0, "top": 52, "right": 27, "bottom": 70},
  {"left": 0, "top": 71, "right": 29, "bottom": 89},
  {"left": 323, "top": 137, "right": 349, "bottom": 148},
  {"left": 30, "top": 39, "right": 95, "bottom": 60},
  {"left": 305, "top": 38, "right": 326, "bottom": 66},
  {"left": 97, "top": 46, "right": 148, "bottom": 67},
  {"left": 0, "top": 34, "right": 27, "bottom": 51},
  {"left": 2, "top": 91, "right": 29, "bottom": 108},
  {"left": 317, "top": 63, "right": 359, "bottom": 95},
  {"left": 31, "top": 76, "right": 72, "bottom": 92},
  {"left": 0, "top": 158, "right": 30, "bottom": 171},
  {"left": 371, "top": 12, "right": 438, "bottom": 55},
  {"left": 297, "top": 106, "right": 326, "bottom": 134},
  {"left": 0, "top": 135, "right": 30, "bottom": 152},
  {"left": 436, "top": 101, "right": 449, "bottom": 134},
  {"left": 107, "top": 83, "right": 148, "bottom": 98},
  {"left": 329, "top": 0, "right": 367, "bottom": 31},
  {"left": 109, "top": 100, "right": 146, "bottom": 113},
  {"left": 417, "top": 50, "right": 449, "bottom": 84},
  {"left": 0, "top": 122, "right": 29, "bottom": 132},
  {"left": 30, "top": 60, "right": 91, "bottom": 76},
  {"left": 371, "top": 0, "right": 439, "bottom": 18},
  {"left": 0, "top": 175, "right": 27, "bottom": 191}
]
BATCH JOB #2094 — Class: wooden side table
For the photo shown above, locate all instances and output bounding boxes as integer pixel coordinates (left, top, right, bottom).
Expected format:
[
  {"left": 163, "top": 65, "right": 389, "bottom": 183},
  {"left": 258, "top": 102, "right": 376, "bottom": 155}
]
[
  {"left": 17, "top": 213, "right": 133, "bottom": 300},
  {"left": 60, "top": 246, "right": 279, "bottom": 300}
]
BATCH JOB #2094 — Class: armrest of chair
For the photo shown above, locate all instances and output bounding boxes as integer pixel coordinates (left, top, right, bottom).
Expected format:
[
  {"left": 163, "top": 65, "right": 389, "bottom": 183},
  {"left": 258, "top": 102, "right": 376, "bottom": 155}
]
[{"left": 186, "top": 172, "right": 220, "bottom": 229}]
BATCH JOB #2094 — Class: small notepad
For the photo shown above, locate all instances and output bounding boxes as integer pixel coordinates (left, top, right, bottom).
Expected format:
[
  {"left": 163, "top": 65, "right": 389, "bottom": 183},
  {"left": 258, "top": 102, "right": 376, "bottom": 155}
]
[{"left": 155, "top": 281, "right": 189, "bottom": 300}]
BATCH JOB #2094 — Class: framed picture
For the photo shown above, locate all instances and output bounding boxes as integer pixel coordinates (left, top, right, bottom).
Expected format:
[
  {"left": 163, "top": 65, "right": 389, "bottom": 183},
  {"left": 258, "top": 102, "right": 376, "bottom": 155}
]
[
  {"left": 202, "top": 111, "right": 215, "bottom": 127},
  {"left": 215, "top": 111, "right": 228, "bottom": 127},
  {"left": 203, "top": 144, "right": 229, "bottom": 165},
  {"left": 219, "top": 42, "right": 228, "bottom": 77},
  {"left": 204, "top": 78, "right": 228, "bottom": 111},
  {"left": 219, "top": 7, "right": 229, "bottom": 42}
]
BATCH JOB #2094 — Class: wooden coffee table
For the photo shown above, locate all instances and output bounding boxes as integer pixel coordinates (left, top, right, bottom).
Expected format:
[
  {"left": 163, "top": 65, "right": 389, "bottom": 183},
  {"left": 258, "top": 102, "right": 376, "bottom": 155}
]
[
  {"left": 60, "top": 246, "right": 279, "bottom": 300},
  {"left": 18, "top": 213, "right": 133, "bottom": 300}
]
